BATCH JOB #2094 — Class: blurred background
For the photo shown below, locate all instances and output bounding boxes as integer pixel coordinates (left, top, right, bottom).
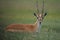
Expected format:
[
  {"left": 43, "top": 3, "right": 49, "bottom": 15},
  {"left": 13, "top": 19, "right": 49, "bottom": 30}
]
[{"left": 0, "top": 0, "right": 60, "bottom": 40}]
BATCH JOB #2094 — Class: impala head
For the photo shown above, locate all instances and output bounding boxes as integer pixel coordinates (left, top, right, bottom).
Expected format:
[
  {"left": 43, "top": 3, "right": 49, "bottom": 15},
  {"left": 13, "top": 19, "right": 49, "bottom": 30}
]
[{"left": 34, "top": 12, "right": 47, "bottom": 24}]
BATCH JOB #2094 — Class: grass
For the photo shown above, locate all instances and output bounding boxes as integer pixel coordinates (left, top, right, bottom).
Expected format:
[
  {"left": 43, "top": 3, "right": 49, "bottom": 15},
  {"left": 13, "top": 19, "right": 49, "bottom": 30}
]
[{"left": 0, "top": 0, "right": 60, "bottom": 40}]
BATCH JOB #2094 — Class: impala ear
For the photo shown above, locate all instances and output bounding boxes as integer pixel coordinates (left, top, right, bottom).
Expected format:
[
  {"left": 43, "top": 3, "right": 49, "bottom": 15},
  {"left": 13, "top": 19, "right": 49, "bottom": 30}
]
[
  {"left": 34, "top": 13, "right": 37, "bottom": 17},
  {"left": 44, "top": 12, "right": 47, "bottom": 16}
]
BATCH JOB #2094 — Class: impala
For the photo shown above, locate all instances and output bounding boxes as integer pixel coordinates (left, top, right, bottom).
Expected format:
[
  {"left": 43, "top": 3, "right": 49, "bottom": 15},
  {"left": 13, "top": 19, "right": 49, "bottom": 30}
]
[
  {"left": 5, "top": 12, "right": 47, "bottom": 32},
  {"left": 5, "top": 0, "right": 47, "bottom": 33}
]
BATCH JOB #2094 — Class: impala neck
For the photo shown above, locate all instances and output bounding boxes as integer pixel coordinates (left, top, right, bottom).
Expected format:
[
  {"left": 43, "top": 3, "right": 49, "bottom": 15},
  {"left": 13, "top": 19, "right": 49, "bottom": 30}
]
[{"left": 35, "top": 20, "right": 42, "bottom": 33}]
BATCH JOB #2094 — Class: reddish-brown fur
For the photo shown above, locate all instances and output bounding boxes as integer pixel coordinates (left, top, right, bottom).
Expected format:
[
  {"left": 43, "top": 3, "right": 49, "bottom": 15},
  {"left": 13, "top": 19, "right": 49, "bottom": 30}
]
[{"left": 5, "top": 23, "right": 37, "bottom": 32}]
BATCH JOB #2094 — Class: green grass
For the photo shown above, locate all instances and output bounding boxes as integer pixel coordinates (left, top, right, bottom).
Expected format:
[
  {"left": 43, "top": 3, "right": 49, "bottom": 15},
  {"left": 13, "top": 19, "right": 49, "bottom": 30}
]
[{"left": 0, "top": 0, "right": 60, "bottom": 40}]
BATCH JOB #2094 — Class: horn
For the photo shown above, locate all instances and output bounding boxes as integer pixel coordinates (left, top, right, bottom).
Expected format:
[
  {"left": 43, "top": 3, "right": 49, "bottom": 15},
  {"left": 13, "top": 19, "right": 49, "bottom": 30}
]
[
  {"left": 42, "top": 0, "right": 44, "bottom": 14},
  {"left": 36, "top": 0, "right": 39, "bottom": 14}
]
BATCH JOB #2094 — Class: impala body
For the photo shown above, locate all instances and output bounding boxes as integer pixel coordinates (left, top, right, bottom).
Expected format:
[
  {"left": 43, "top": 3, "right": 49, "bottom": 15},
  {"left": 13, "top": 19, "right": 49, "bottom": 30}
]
[{"left": 5, "top": 13, "right": 47, "bottom": 32}]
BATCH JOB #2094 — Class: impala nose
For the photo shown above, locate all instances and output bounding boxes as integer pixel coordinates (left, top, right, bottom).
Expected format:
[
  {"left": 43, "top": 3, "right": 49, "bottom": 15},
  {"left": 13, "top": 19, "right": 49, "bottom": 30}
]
[{"left": 40, "top": 22, "right": 41, "bottom": 24}]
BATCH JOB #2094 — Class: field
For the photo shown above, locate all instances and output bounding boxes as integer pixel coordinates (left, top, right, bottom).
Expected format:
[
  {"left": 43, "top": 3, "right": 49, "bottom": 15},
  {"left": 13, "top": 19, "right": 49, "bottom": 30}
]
[{"left": 0, "top": 0, "right": 60, "bottom": 40}]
